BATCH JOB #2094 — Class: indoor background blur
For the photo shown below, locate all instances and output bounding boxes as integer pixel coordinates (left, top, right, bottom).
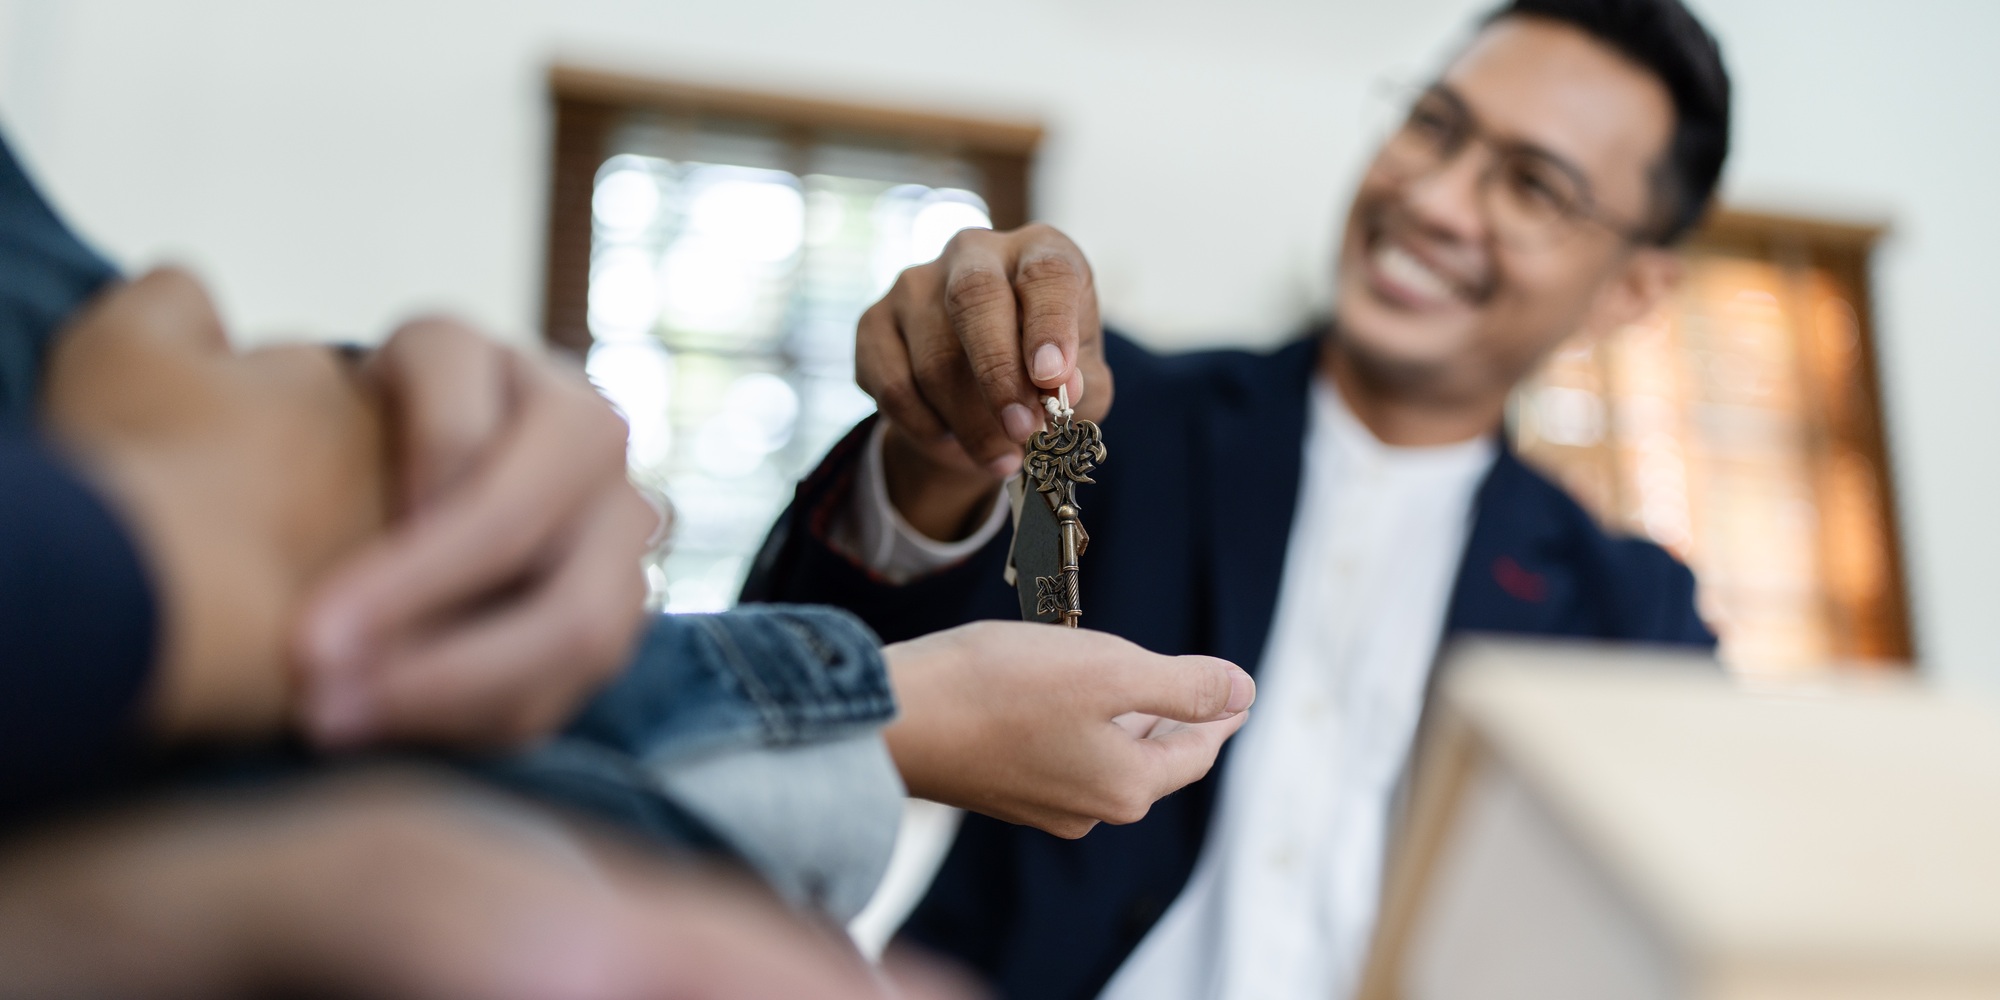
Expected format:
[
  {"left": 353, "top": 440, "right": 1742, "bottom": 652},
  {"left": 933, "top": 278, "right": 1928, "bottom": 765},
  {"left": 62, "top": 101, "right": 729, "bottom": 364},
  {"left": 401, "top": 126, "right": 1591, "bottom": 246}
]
[{"left": 2, "top": 0, "right": 1994, "bottom": 689}]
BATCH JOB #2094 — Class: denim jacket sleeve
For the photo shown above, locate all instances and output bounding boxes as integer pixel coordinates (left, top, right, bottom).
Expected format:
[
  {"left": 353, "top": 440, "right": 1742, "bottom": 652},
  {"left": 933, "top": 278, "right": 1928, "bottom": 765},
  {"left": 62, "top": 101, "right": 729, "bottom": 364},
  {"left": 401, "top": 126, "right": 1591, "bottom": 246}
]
[
  {"left": 557, "top": 604, "right": 906, "bottom": 920},
  {"left": 566, "top": 603, "right": 897, "bottom": 764}
]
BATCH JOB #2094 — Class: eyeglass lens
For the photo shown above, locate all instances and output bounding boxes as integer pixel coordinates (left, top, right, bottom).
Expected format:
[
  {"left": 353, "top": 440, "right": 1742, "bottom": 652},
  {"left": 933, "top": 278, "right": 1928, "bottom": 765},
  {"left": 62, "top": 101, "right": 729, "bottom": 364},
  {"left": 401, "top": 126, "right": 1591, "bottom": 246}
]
[{"left": 1378, "top": 90, "right": 1597, "bottom": 246}]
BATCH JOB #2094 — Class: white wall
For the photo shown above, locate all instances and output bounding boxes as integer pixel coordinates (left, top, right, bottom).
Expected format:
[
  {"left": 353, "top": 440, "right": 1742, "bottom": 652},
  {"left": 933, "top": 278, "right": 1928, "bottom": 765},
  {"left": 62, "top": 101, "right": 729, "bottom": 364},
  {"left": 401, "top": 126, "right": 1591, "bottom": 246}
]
[{"left": 2, "top": 0, "right": 1995, "bottom": 691}]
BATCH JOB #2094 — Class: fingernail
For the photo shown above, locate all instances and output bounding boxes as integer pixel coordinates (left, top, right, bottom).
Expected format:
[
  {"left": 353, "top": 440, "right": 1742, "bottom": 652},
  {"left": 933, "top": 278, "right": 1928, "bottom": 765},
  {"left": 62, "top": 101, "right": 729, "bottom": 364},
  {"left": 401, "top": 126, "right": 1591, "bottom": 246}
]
[
  {"left": 1226, "top": 670, "right": 1256, "bottom": 714},
  {"left": 988, "top": 452, "right": 1022, "bottom": 479},
  {"left": 1031, "top": 343, "right": 1065, "bottom": 383},
  {"left": 1000, "top": 403, "right": 1040, "bottom": 442}
]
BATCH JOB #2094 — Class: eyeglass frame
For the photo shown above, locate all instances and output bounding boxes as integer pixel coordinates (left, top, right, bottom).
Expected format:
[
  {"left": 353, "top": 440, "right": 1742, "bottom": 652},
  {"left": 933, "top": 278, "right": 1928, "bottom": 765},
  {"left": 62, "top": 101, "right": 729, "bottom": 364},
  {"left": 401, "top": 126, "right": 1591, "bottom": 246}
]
[{"left": 1371, "top": 82, "right": 1662, "bottom": 248}]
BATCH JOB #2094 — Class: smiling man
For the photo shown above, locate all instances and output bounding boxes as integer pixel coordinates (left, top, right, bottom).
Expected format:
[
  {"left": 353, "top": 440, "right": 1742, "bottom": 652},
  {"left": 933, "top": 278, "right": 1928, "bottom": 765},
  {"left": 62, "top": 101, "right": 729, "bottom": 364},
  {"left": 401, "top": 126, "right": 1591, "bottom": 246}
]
[{"left": 745, "top": 0, "right": 1729, "bottom": 998}]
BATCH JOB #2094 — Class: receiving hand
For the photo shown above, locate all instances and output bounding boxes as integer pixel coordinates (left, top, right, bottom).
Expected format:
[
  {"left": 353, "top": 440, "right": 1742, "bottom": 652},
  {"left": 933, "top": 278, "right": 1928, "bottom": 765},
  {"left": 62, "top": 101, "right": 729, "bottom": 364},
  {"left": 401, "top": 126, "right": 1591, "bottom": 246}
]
[
  {"left": 0, "top": 770, "right": 970, "bottom": 1000},
  {"left": 296, "top": 318, "right": 657, "bottom": 750},
  {"left": 859, "top": 224, "right": 1108, "bottom": 540},
  {"left": 881, "top": 621, "right": 1254, "bottom": 839}
]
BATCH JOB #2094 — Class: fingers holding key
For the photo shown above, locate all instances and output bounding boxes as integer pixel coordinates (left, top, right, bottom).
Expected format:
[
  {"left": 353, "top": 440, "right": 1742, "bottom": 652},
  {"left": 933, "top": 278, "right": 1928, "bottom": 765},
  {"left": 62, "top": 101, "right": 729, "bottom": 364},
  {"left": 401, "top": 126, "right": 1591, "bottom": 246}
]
[
  {"left": 938, "top": 232, "right": 1033, "bottom": 447},
  {"left": 919, "top": 267, "right": 1025, "bottom": 479},
  {"left": 856, "top": 295, "right": 951, "bottom": 449},
  {"left": 1010, "top": 224, "right": 1108, "bottom": 426},
  {"left": 1011, "top": 226, "right": 1090, "bottom": 382},
  {"left": 858, "top": 224, "right": 1105, "bottom": 538},
  {"left": 858, "top": 224, "right": 1107, "bottom": 465},
  {"left": 946, "top": 224, "right": 1105, "bottom": 441}
]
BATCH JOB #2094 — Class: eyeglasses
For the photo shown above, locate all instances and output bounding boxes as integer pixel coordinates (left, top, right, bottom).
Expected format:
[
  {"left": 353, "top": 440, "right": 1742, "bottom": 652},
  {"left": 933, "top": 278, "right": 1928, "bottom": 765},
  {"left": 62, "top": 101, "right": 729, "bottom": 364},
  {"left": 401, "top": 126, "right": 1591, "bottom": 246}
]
[{"left": 1373, "top": 85, "right": 1656, "bottom": 249}]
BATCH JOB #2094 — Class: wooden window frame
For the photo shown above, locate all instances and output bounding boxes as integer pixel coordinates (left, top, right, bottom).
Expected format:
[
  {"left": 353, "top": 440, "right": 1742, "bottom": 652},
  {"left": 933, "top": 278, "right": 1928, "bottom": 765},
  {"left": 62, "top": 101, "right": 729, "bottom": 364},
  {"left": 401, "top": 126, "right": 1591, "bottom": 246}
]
[
  {"left": 1685, "top": 209, "right": 1912, "bottom": 662},
  {"left": 539, "top": 65, "right": 1043, "bottom": 354},
  {"left": 1520, "top": 207, "right": 1913, "bottom": 664}
]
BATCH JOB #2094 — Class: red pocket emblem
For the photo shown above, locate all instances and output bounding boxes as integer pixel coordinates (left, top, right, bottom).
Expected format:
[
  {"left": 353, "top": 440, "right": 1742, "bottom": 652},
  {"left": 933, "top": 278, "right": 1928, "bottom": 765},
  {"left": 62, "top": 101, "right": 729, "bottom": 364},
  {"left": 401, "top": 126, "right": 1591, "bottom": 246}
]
[{"left": 1492, "top": 556, "right": 1549, "bottom": 603}]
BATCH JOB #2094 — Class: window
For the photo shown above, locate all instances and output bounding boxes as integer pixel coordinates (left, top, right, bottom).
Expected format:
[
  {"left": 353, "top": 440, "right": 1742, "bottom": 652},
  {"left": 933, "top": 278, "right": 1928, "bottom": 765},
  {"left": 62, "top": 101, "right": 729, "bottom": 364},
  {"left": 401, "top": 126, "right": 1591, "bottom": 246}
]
[
  {"left": 542, "top": 68, "right": 1039, "bottom": 611},
  {"left": 1511, "top": 211, "right": 1910, "bottom": 674}
]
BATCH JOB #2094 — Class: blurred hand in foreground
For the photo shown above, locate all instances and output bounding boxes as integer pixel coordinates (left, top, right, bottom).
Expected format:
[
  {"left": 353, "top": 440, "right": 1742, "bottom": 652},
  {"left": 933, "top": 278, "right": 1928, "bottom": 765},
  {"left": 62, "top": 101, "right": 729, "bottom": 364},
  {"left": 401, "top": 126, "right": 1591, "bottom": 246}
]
[
  {"left": 882, "top": 621, "right": 1254, "bottom": 839},
  {"left": 44, "top": 272, "right": 654, "bottom": 752},
  {"left": 42, "top": 268, "right": 388, "bottom": 741},
  {"left": 860, "top": 224, "right": 1108, "bottom": 541},
  {"left": 0, "top": 770, "right": 972, "bottom": 1000},
  {"left": 293, "top": 318, "right": 657, "bottom": 750}
]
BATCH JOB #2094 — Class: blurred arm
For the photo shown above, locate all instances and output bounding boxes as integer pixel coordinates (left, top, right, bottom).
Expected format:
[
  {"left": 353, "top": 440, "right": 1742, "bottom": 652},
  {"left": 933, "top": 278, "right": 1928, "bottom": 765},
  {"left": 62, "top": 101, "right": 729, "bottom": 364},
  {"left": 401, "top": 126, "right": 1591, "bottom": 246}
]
[
  {"left": 40, "top": 270, "right": 388, "bottom": 744},
  {"left": 0, "top": 438, "right": 159, "bottom": 821},
  {"left": 0, "top": 769, "right": 936, "bottom": 1000}
]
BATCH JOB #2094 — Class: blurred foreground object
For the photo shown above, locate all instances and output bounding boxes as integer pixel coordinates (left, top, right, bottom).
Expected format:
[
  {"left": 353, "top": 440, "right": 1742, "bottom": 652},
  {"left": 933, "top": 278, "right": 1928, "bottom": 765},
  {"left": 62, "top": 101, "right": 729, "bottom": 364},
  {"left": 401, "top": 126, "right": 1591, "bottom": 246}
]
[
  {"left": 0, "top": 768, "right": 962, "bottom": 1000},
  {"left": 1360, "top": 640, "right": 2000, "bottom": 1000}
]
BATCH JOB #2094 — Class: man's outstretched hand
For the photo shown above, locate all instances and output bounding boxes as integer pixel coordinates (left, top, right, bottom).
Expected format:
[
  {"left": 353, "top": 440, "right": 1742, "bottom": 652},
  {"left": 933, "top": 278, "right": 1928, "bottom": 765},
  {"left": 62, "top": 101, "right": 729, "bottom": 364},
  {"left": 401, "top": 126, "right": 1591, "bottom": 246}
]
[
  {"left": 860, "top": 224, "right": 1107, "bottom": 541},
  {"left": 297, "top": 319, "right": 657, "bottom": 750},
  {"left": 882, "top": 621, "right": 1254, "bottom": 839}
]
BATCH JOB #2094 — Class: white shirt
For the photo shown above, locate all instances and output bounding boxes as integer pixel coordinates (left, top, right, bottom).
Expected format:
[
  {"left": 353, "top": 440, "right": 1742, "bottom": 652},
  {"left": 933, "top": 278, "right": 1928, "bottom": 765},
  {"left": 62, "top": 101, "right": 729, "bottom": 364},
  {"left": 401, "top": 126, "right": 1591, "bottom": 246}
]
[
  {"left": 836, "top": 377, "right": 1496, "bottom": 999},
  {"left": 830, "top": 420, "right": 1012, "bottom": 586}
]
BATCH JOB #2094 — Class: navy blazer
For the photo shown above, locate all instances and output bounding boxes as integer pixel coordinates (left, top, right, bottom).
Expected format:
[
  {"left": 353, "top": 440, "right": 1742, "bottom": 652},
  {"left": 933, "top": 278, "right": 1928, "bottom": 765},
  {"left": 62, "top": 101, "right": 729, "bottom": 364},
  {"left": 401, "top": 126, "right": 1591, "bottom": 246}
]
[
  {"left": 744, "top": 331, "right": 1714, "bottom": 1000},
  {"left": 0, "top": 131, "right": 158, "bottom": 824}
]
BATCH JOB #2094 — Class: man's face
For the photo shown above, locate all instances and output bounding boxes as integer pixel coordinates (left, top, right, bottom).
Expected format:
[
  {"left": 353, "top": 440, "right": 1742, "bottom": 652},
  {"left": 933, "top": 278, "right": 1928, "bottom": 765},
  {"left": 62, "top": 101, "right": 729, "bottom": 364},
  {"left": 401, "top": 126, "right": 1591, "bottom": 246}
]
[{"left": 1332, "top": 16, "right": 1677, "bottom": 399}]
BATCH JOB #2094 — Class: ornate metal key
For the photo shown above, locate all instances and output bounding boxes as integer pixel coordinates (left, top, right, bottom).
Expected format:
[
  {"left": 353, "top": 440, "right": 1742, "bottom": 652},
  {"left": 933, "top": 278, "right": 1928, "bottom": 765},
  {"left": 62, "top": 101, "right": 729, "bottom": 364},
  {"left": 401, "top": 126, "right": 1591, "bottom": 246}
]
[{"left": 1005, "top": 386, "right": 1107, "bottom": 628}]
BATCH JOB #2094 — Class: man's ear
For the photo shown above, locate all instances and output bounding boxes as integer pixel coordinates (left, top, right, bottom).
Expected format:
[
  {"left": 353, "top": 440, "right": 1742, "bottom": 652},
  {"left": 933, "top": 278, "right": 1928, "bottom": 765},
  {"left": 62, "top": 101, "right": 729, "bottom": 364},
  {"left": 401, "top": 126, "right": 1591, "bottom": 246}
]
[{"left": 1579, "top": 246, "right": 1682, "bottom": 339}]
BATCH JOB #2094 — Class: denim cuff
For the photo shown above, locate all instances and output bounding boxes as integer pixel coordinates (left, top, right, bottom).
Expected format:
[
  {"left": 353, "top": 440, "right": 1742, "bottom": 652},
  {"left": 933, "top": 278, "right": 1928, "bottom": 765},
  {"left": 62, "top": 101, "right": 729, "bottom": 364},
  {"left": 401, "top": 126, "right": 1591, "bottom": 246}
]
[
  {"left": 568, "top": 604, "right": 896, "bottom": 767},
  {"left": 653, "top": 732, "right": 906, "bottom": 921}
]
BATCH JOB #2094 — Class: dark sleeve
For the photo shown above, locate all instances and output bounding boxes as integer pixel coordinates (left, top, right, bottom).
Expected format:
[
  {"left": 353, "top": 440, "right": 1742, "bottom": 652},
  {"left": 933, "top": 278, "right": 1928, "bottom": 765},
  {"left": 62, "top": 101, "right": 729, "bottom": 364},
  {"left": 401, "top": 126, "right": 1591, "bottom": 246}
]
[
  {"left": 738, "top": 415, "right": 1018, "bottom": 643},
  {"left": 899, "top": 809, "right": 1022, "bottom": 977},
  {"left": 0, "top": 131, "right": 120, "bottom": 432},
  {"left": 1612, "top": 537, "right": 1718, "bottom": 648},
  {"left": 0, "top": 437, "right": 159, "bottom": 822}
]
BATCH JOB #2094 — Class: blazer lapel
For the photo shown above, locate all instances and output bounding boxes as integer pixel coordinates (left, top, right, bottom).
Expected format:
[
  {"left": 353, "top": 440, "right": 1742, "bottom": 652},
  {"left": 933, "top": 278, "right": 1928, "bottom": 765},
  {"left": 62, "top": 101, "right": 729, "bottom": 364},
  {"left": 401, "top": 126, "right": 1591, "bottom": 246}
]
[
  {"left": 1446, "top": 447, "right": 1574, "bottom": 635},
  {"left": 1198, "top": 337, "right": 1318, "bottom": 675}
]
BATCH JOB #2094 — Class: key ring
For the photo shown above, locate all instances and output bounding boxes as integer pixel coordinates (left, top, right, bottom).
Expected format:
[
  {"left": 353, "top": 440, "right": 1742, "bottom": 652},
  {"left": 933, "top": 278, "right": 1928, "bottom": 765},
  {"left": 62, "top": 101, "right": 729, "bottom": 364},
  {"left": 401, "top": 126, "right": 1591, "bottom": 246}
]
[{"left": 1042, "top": 383, "right": 1074, "bottom": 425}]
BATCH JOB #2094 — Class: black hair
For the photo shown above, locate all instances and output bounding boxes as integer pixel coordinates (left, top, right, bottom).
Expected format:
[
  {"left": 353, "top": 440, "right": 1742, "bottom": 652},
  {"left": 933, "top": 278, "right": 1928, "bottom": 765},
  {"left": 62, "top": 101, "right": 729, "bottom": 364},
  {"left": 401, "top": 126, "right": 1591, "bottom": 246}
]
[{"left": 1486, "top": 0, "right": 1732, "bottom": 244}]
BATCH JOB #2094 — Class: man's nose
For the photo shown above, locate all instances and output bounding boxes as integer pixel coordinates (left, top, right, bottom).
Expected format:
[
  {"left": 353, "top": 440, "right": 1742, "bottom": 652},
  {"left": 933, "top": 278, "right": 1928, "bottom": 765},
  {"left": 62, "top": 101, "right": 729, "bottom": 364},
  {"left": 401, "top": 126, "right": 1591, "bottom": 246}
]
[{"left": 1398, "top": 143, "right": 1490, "bottom": 244}]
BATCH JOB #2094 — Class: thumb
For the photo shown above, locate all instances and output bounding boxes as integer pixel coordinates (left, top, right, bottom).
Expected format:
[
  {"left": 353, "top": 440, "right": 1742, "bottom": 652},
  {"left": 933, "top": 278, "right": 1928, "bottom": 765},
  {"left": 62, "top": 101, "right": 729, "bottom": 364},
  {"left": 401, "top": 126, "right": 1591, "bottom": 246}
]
[
  {"left": 1135, "top": 713, "right": 1250, "bottom": 803},
  {"left": 1107, "top": 655, "right": 1255, "bottom": 724}
]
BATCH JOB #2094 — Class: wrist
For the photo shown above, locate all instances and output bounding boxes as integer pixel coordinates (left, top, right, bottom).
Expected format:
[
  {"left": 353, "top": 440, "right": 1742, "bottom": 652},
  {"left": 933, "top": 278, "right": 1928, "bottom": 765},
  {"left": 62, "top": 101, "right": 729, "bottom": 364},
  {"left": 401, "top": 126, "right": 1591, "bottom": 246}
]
[
  {"left": 75, "top": 442, "right": 296, "bottom": 741},
  {"left": 880, "top": 424, "right": 1007, "bottom": 543},
  {"left": 880, "top": 641, "right": 960, "bottom": 806}
]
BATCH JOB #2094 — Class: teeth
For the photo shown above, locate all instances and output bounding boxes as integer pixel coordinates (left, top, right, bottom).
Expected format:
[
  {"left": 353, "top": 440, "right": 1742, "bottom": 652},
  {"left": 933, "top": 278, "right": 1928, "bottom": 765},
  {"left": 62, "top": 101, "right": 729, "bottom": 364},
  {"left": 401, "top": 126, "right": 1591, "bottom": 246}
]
[{"left": 1375, "top": 244, "right": 1455, "bottom": 303}]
